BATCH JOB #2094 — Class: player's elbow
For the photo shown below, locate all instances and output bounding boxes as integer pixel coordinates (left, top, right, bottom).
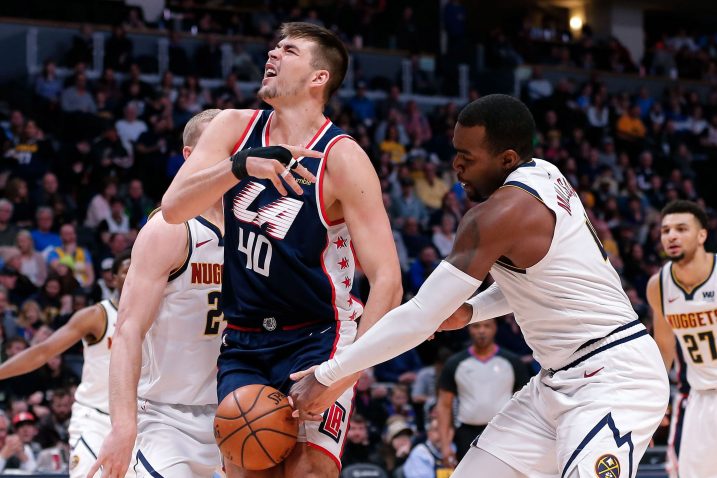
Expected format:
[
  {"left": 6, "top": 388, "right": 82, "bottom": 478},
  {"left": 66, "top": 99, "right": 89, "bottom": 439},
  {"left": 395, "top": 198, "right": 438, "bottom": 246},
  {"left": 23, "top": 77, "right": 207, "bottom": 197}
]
[
  {"left": 160, "top": 194, "right": 186, "bottom": 224},
  {"left": 383, "top": 270, "right": 404, "bottom": 307}
]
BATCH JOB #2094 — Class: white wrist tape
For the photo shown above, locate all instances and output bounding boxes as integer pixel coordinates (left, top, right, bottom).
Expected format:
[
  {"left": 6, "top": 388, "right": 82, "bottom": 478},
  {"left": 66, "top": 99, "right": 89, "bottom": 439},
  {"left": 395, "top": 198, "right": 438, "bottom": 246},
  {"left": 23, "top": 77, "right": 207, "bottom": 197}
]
[
  {"left": 466, "top": 282, "right": 512, "bottom": 324},
  {"left": 315, "top": 261, "right": 481, "bottom": 386}
]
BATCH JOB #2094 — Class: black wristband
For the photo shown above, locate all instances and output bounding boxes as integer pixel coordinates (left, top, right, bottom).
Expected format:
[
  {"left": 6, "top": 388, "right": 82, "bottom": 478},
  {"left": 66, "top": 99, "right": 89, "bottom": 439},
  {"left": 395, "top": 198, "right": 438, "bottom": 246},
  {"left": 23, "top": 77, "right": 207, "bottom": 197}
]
[{"left": 230, "top": 146, "right": 294, "bottom": 180}]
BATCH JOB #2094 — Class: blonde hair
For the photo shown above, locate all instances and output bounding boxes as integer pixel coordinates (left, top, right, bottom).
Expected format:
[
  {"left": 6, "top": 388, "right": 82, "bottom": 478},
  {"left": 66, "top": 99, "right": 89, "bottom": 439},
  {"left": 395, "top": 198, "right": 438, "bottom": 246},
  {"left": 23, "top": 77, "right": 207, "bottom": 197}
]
[{"left": 182, "top": 109, "right": 221, "bottom": 147}]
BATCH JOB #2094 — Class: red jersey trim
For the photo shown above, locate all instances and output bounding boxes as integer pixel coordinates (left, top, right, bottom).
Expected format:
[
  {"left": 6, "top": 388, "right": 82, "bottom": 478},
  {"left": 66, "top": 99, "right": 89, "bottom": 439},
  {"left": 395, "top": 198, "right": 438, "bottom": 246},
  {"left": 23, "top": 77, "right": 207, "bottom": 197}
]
[{"left": 231, "top": 109, "right": 261, "bottom": 154}]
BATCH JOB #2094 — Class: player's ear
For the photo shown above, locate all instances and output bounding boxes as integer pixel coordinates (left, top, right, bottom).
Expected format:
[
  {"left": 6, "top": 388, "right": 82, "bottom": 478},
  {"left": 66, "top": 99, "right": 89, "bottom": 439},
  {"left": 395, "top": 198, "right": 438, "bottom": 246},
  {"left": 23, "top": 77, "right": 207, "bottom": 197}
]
[
  {"left": 698, "top": 227, "right": 707, "bottom": 245},
  {"left": 182, "top": 146, "right": 192, "bottom": 161},
  {"left": 502, "top": 149, "right": 520, "bottom": 170},
  {"left": 312, "top": 69, "right": 329, "bottom": 88}
]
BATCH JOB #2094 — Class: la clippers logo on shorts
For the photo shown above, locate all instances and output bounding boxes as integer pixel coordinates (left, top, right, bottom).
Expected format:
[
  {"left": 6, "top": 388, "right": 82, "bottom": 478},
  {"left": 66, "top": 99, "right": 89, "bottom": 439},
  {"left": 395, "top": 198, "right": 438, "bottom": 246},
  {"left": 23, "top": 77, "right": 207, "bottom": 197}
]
[
  {"left": 595, "top": 454, "right": 620, "bottom": 478},
  {"left": 319, "top": 402, "right": 347, "bottom": 443}
]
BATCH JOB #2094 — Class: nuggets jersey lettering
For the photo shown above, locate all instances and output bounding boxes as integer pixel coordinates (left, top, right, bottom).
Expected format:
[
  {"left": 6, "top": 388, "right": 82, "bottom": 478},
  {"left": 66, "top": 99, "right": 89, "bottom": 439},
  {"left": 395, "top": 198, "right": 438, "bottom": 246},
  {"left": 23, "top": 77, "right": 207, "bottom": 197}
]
[
  {"left": 138, "top": 217, "right": 225, "bottom": 406},
  {"left": 74, "top": 299, "right": 116, "bottom": 413},
  {"left": 222, "top": 110, "right": 364, "bottom": 328},
  {"left": 660, "top": 256, "right": 717, "bottom": 390},
  {"left": 489, "top": 158, "right": 636, "bottom": 370}
]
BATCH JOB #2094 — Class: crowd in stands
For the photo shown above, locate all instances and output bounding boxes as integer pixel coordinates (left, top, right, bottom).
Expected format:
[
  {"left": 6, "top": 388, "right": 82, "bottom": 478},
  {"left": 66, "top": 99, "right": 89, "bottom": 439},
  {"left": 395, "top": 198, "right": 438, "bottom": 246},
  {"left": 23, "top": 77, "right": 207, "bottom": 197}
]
[{"left": 1, "top": 2, "right": 717, "bottom": 475}]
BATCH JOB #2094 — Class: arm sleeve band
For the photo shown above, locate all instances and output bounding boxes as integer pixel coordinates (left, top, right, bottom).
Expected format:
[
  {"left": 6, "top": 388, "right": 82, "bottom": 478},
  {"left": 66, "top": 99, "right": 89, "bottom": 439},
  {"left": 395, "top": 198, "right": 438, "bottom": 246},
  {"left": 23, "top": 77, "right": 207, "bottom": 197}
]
[
  {"left": 315, "top": 261, "right": 481, "bottom": 386},
  {"left": 466, "top": 282, "right": 512, "bottom": 324},
  {"left": 230, "top": 145, "right": 294, "bottom": 180}
]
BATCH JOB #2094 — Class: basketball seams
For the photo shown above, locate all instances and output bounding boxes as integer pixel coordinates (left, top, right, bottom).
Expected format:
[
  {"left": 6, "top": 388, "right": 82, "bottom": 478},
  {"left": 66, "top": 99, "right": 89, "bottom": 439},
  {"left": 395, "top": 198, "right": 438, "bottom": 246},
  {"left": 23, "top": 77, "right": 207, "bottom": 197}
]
[
  {"left": 234, "top": 388, "right": 280, "bottom": 467},
  {"left": 243, "top": 384, "right": 268, "bottom": 415},
  {"left": 217, "top": 385, "right": 299, "bottom": 470},
  {"left": 217, "top": 404, "right": 298, "bottom": 445}
]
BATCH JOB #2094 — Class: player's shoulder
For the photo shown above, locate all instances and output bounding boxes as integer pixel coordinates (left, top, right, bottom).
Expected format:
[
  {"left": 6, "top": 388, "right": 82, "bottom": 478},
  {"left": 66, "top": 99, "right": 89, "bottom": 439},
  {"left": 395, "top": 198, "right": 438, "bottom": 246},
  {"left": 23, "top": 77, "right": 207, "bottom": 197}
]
[
  {"left": 325, "top": 134, "right": 364, "bottom": 161},
  {"left": 70, "top": 302, "right": 106, "bottom": 329},
  {"left": 211, "top": 108, "right": 261, "bottom": 131},
  {"left": 134, "top": 211, "right": 189, "bottom": 261},
  {"left": 646, "top": 270, "right": 663, "bottom": 295}
]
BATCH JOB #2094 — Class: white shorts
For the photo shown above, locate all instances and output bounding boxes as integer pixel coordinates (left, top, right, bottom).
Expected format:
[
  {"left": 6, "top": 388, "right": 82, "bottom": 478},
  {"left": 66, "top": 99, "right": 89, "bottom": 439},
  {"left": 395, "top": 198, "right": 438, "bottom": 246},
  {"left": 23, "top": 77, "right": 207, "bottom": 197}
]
[
  {"left": 678, "top": 388, "right": 717, "bottom": 478},
  {"left": 474, "top": 332, "right": 669, "bottom": 478},
  {"left": 133, "top": 399, "right": 221, "bottom": 478},
  {"left": 297, "top": 384, "right": 354, "bottom": 470},
  {"left": 68, "top": 402, "right": 136, "bottom": 478}
]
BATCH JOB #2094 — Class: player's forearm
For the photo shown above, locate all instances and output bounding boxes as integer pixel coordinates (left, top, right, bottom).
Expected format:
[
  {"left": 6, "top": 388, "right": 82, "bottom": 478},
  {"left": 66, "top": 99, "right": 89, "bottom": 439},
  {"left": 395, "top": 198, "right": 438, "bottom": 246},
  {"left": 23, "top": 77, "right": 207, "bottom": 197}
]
[
  {"left": 0, "top": 345, "right": 52, "bottom": 379},
  {"left": 355, "top": 272, "right": 403, "bottom": 339},
  {"left": 655, "top": 337, "right": 676, "bottom": 371},
  {"left": 162, "top": 159, "right": 237, "bottom": 224},
  {"left": 316, "top": 262, "right": 481, "bottom": 386},
  {"left": 108, "top": 325, "right": 143, "bottom": 433},
  {"left": 466, "top": 282, "right": 512, "bottom": 324}
]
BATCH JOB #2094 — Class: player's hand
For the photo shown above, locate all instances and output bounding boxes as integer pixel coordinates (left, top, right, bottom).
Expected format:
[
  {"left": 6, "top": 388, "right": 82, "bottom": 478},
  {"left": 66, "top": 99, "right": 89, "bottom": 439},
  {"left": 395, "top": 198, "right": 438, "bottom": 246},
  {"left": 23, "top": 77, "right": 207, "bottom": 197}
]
[
  {"left": 438, "top": 303, "right": 473, "bottom": 331},
  {"left": 289, "top": 366, "right": 357, "bottom": 422},
  {"left": 86, "top": 426, "right": 135, "bottom": 478},
  {"left": 245, "top": 146, "right": 319, "bottom": 196}
]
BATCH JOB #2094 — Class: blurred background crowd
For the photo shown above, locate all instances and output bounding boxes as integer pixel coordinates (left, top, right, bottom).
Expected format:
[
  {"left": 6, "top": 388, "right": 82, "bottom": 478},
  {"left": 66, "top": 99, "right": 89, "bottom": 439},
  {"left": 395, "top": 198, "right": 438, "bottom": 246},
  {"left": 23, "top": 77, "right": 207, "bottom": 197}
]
[{"left": 1, "top": 0, "right": 717, "bottom": 475}]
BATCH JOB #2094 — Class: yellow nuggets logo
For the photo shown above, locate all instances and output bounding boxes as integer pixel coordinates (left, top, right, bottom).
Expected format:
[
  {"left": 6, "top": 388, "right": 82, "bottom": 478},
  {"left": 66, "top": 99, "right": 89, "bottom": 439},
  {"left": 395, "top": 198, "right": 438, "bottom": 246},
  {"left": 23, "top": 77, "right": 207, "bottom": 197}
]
[
  {"left": 70, "top": 454, "right": 80, "bottom": 470},
  {"left": 595, "top": 454, "right": 620, "bottom": 478}
]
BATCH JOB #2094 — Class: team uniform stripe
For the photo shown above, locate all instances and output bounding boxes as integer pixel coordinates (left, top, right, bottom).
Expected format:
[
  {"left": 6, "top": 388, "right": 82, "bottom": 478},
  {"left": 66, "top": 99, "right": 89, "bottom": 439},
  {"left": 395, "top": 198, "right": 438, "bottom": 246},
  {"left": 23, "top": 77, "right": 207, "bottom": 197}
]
[
  {"left": 320, "top": 235, "right": 340, "bottom": 323},
  {"left": 307, "top": 442, "right": 342, "bottom": 471},
  {"left": 136, "top": 450, "right": 166, "bottom": 478},
  {"left": 232, "top": 109, "right": 261, "bottom": 154},
  {"left": 317, "top": 134, "right": 353, "bottom": 228}
]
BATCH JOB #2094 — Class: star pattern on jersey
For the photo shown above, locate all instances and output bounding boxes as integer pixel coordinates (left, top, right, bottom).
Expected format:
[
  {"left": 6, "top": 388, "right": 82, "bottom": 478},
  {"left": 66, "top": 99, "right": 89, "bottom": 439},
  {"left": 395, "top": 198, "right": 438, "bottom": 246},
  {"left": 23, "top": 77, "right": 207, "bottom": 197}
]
[
  {"left": 333, "top": 236, "right": 348, "bottom": 249},
  {"left": 338, "top": 257, "right": 350, "bottom": 269},
  {"left": 342, "top": 276, "right": 351, "bottom": 288},
  {"left": 349, "top": 310, "right": 358, "bottom": 321},
  {"left": 347, "top": 296, "right": 353, "bottom": 306}
]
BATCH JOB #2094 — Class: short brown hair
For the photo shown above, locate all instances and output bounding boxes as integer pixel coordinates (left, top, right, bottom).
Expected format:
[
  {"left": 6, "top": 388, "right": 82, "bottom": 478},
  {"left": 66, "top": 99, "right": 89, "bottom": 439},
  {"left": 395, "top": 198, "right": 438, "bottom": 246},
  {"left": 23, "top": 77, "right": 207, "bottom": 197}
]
[
  {"left": 279, "top": 22, "right": 349, "bottom": 101},
  {"left": 182, "top": 109, "right": 221, "bottom": 147}
]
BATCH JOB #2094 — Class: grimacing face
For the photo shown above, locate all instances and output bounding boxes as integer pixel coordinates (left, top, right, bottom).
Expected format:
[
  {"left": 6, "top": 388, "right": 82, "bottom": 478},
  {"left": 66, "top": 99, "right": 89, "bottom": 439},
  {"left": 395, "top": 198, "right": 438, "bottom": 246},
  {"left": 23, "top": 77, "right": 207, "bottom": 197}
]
[
  {"left": 660, "top": 212, "right": 707, "bottom": 262},
  {"left": 258, "top": 37, "right": 325, "bottom": 104}
]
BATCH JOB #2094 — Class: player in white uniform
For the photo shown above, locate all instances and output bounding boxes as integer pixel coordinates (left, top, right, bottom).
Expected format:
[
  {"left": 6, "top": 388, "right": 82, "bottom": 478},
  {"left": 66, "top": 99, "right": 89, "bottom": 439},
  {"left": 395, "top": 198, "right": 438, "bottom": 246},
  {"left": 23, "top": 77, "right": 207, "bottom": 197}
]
[
  {"left": 0, "top": 252, "right": 132, "bottom": 478},
  {"left": 89, "top": 110, "right": 227, "bottom": 478},
  {"left": 647, "top": 200, "right": 717, "bottom": 478},
  {"left": 291, "top": 94, "right": 669, "bottom": 478}
]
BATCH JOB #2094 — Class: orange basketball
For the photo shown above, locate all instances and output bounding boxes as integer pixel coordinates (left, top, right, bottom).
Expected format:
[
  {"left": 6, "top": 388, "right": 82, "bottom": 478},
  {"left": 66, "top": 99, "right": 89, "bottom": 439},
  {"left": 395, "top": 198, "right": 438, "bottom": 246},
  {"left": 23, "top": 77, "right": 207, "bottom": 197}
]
[{"left": 214, "top": 384, "right": 299, "bottom": 470}]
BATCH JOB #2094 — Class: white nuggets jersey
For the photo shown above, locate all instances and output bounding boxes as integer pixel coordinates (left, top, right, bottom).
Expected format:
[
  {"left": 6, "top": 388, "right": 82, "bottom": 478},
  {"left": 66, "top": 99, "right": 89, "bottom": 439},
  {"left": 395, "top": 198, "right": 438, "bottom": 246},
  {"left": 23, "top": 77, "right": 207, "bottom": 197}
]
[
  {"left": 489, "top": 159, "right": 637, "bottom": 370},
  {"left": 137, "top": 217, "right": 225, "bottom": 406},
  {"left": 74, "top": 299, "right": 116, "bottom": 413},
  {"left": 660, "top": 256, "right": 717, "bottom": 390}
]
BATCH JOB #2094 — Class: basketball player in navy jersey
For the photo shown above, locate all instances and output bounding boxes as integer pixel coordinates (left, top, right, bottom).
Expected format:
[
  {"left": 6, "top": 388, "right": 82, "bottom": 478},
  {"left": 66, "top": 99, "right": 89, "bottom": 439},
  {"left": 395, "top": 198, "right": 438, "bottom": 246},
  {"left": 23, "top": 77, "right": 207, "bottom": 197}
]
[{"left": 162, "top": 22, "right": 402, "bottom": 478}]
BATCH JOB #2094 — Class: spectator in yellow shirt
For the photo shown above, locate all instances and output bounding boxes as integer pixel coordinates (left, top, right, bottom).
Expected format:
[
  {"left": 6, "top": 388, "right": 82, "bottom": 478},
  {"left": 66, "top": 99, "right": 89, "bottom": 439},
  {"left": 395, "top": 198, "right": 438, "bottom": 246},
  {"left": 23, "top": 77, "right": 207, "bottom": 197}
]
[
  {"left": 380, "top": 124, "right": 407, "bottom": 164},
  {"left": 616, "top": 105, "right": 647, "bottom": 141},
  {"left": 415, "top": 163, "right": 449, "bottom": 210}
]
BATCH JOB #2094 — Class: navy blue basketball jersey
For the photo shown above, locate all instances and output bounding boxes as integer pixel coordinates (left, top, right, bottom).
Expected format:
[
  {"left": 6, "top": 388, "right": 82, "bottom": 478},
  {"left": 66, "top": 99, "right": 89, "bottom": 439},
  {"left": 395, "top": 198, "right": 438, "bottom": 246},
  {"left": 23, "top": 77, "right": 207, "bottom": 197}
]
[{"left": 222, "top": 110, "right": 364, "bottom": 329}]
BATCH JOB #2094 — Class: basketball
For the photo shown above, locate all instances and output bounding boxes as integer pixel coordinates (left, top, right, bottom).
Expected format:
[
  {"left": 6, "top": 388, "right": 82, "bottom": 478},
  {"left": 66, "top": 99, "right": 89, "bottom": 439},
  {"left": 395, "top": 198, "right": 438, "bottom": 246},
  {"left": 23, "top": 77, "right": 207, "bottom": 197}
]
[{"left": 214, "top": 384, "right": 299, "bottom": 470}]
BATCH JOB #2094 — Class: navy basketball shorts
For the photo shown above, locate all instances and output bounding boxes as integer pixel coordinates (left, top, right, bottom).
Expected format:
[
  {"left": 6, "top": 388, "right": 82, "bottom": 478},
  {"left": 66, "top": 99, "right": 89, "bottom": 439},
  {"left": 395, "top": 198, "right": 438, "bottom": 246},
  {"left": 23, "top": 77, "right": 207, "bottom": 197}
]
[{"left": 217, "top": 320, "right": 357, "bottom": 469}]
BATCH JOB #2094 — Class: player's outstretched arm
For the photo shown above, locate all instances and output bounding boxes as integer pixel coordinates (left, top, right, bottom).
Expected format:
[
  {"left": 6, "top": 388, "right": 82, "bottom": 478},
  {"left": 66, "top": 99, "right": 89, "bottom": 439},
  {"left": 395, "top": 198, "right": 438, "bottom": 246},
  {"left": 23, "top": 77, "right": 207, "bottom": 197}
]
[
  {"left": 647, "top": 273, "right": 675, "bottom": 371},
  {"left": 328, "top": 139, "right": 403, "bottom": 336},
  {"left": 289, "top": 187, "right": 548, "bottom": 415},
  {"left": 0, "top": 306, "right": 102, "bottom": 380},
  {"left": 87, "top": 212, "right": 187, "bottom": 478},
  {"left": 162, "top": 109, "right": 319, "bottom": 224}
]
